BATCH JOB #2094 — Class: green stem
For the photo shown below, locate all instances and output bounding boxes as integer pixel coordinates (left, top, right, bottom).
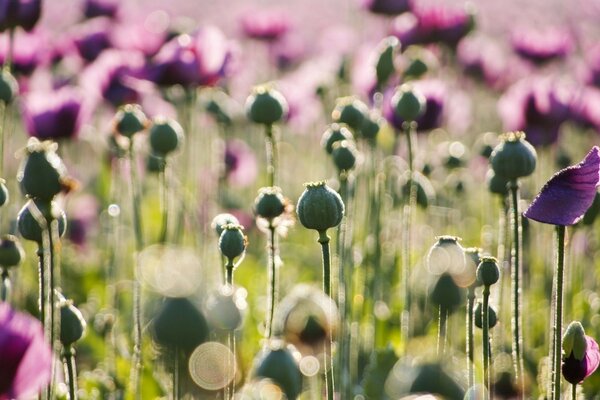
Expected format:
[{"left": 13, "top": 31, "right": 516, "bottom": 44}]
[
  {"left": 467, "top": 288, "right": 475, "bottom": 388},
  {"left": 0, "top": 102, "right": 7, "bottom": 179},
  {"left": 37, "top": 247, "right": 45, "bottom": 326},
  {"left": 572, "top": 383, "right": 577, "bottom": 400},
  {"left": 63, "top": 346, "right": 78, "bottom": 400},
  {"left": 266, "top": 224, "right": 277, "bottom": 338},
  {"left": 483, "top": 286, "right": 491, "bottom": 395},
  {"left": 226, "top": 261, "right": 234, "bottom": 286},
  {"left": 0, "top": 268, "right": 9, "bottom": 302},
  {"left": 318, "top": 230, "right": 334, "bottom": 400},
  {"left": 437, "top": 306, "right": 448, "bottom": 355},
  {"left": 553, "top": 225, "right": 566, "bottom": 400},
  {"left": 265, "top": 124, "right": 276, "bottom": 187},
  {"left": 509, "top": 181, "right": 524, "bottom": 392},
  {"left": 172, "top": 348, "right": 179, "bottom": 400},
  {"left": 159, "top": 161, "right": 168, "bottom": 244}
]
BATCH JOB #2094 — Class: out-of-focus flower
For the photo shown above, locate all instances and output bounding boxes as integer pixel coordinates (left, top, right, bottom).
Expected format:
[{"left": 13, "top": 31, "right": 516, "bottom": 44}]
[
  {"left": 584, "top": 45, "right": 600, "bottom": 88},
  {"left": 71, "top": 18, "right": 113, "bottom": 63},
  {"left": 391, "top": 3, "right": 475, "bottom": 49},
  {"left": 511, "top": 27, "right": 572, "bottom": 64},
  {"left": 360, "top": 0, "right": 410, "bottom": 16},
  {"left": 562, "top": 321, "right": 600, "bottom": 384},
  {"left": 457, "top": 35, "right": 506, "bottom": 88},
  {"left": 111, "top": 15, "right": 169, "bottom": 57},
  {"left": 498, "top": 78, "right": 573, "bottom": 147},
  {"left": 383, "top": 79, "right": 446, "bottom": 131},
  {"left": 269, "top": 34, "right": 306, "bottom": 71},
  {"left": 21, "top": 86, "right": 87, "bottom": 140},
  {"left": 224, "top": 139, "right": 258, "bottom": 187},
  {"left": 66, "top": 194, "right": 98, "bottom": 247},
  {"left": 83, "top": 0, "right": 119, "bottom": 20},
  {"left": 146, "top": 26, "right": 231, "bottom": 88},
  {"left": 0, "top": 30, "right": 48, "bottom": 75},
  {"left": 524, "top": 147, "right": 600, "bottom": 226},
  {"left": 569, "top": 86, "right": 600, "bottom": 130},
  {"left": 0, "top": 0, "right": 41, "bottom": 32},
  {"left": 240, "top": 8, "right": 290, "bottom": 42},
  {"left": 0, "top": 303, "right": 52, "bottom": 399}
]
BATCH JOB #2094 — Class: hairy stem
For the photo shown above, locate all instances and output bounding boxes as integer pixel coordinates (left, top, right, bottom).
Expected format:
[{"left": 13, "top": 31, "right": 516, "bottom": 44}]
[
  {"left": 483, "top": 286, "right": 491, "bottom": 395},
  {"left": 552, "top": 225, "right": 566, "bottom": 400},
  {"left": 509, "top": 180, "right": 524, "bottom": 392},
  {"left": 318, "top": 231, "right": 334, "bottom": 400},
  {"left": 467, "top": 287, "right": 475, "bottom": 388},
  {"left": 266, "top": 224, "right": 278, "bottom": 338}
]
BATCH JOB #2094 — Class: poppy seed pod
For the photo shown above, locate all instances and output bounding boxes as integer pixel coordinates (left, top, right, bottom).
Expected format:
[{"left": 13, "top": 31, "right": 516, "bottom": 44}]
[
  {"left": 427, "top": 235, "right": 465, "bottom": 276},
  {"left": 0, "top": 235, "right": 24, "bottom": 268},
  {"left": 375, "top": 36, "right": 399, "bottom": 87},
  {"left": 149, "top": 117, "right": 184, "bottom": 156},
  {"left": 490, "top": 131, "right": 537, "bottom": 180},
  {"left": 151, "top": 297, "right": 209, "bottom": 353},
  {"left": 113, "top": 104, "right": 148, "bottom": 138},
  {"left": 464, "top": 247, "right": 482, "bottom": 288},
  {"left": 321, "top": 123, "right": 354, "bottom": 155},
  {"left": 430, "top": 272, "right": 463, "bottom": 312},
  {"left": 332, "top": 140, "right": 358, "bottom": 172},
  {"left": 360, "top": 114, "right": 381, "bottom": 140},
  {"left": 254, "top": 186, "right": 286, "bottom": 221},
  {"left": 474, "top": 301, "right": 498, "bottom": 329},
  {"left": 476, "top": 256, "right": 500, "bottom": 286},
  {"left": 486, "top": 169, "right": 509, "bottom": 196},
  {"left": 59, "top": 297, "right": 86, "bottom": 347},
  {"left": 218, "top": 224, "right": 247, "bottom": 261},
  {"left": 296, "top": 181, "right": 345, "bottom": 233},
  {"left": 331, "top": 97, "right": 368, "bottom": 131},
  {"left": 253, "top": 344, "right": 303, "bottom": 400},
  {"left": 246, "top": 85, "right": 288, "bottom": 125},
  {"left": 211, "top": 213, "right": 240, "bottom": 237},
  {"left": 18, "top": 139, "right": 66, "bottom": 202},
  {"left": 17, "top": 200, "right": 67, "bottom": 244},
  {"left": 392, "top": 84, "right": 426, "bottom": 122},
  {"left": 0, "top": 180, "right": 8, "bottom": 207},
  {"left": 205, "top": 287, "right": 244, "bottom": 331},
  {"left": 0, "top": 69, "right": 18, "bottom": 104}
]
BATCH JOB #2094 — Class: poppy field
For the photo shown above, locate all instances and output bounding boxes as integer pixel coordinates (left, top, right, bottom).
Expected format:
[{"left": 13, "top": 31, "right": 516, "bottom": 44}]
[{"left": 2, "top": 0, "right": 600, "bottom": 399}]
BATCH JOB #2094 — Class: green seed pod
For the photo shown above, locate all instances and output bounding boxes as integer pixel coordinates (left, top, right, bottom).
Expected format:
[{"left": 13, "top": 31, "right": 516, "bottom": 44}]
[
  {"left": 427, "top": 235, "right": 465, "bottom": 276},
  {"left": 246, "top": 85, "right": 288, "bottom": 125},
  {"left": 18, "top": 139, "right": 66, "bottom": 201},
  {"left": 399, "top": 171, "right": 436, "bottom": 209},
  {"left": 486, "top": 169, "right": 509, "bottom": 197},
  {"left": 402, "top": 46, "right": 436, "bottom": 80},
  {"left": 474, "top": 301, "right": 498, "bottom": 329},
  {"left": 152, "top": 297, "right": 209, "bottom": 353},
  {"left": 464, "top": 247, "right": 482, "bottom": 288},
  {"left": 476, "top": 256, "right": 500, "bottom": 286},
  {"left": 296, "top": 181, "right": 345, "bottom": 232},
  {"left": 562, "top": 321, "right": 587, "bottom": 360},
  {"left": 146, "top": 153, "right": 165, "bottom": 174},
  {"left": 113, "top": 104, "right": 148, "bottom": 138},
  {"left": 331, "top": 97, "right": 368, "bottom": 131},
  {"left": 59, "top": 296, "right": 87, "bottom": 347},
  {"left": 17, "top": 200, "right": 67, "bottom": 244},
  {"left": 0, "top": 69, "right": 18, "bottom": 104},
  {"left": 0, "top": 179, "right": 8, "bottom": 207},
  {"left": 490, "top": 131, "right": 537, "bottom": 180},
  {"left": 211, "top": 213, "right": 239, "bottom": 237},
  {"left": 359, "top": 114, "right": 381, "bottom": 140},
  {"left": 430, "top": 272, "right": 463, "bottom": 312},
  {"left": 254, "top": 186, "right": 286, "bottom": 221},
  {"left": 375, "top": 36, "right": 399, "bottom": 87},
  {"left": 149, "top": 117, "right": 184, "bottom": 156},
  {"left": 205, "top": 287, "right": 244, "bottom": 331},
  {"left": 253, "top": 344, "right": 303, "bottom": 400},
  {"left": 392, "top": 83, "right": 426, "bottom": 122},
  {"left": 332, "top": 140, "right": 358, "bottom": 172},
  {"left": 218, "top": 224, "right": 247, "bottom": 261},
  {"left": 0, "top": 235, "right": 24, "bottom": 268},
  {"left": 320, "top": 123, "right": 353, "bottom": 155},
  {"left": 407, "top": 363, "right": 465, "bottom": 399}
]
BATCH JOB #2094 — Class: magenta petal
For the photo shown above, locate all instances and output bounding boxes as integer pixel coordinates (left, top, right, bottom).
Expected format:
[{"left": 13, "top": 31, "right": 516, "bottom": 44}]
[
  {"left": 524, "top": 146, "right": 600, "bottom": 225},
  {"left": 584, "top": 336, "right": 600, "bottom": 380}
]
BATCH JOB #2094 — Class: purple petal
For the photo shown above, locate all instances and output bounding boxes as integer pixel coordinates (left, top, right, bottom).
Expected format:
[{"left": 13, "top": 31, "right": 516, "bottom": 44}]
[
  {"left": 524, "top": 147, "right": 600, "bottom": 225},
  {"left": 584, "top": 336, "right": 600, "bottom": 380}
]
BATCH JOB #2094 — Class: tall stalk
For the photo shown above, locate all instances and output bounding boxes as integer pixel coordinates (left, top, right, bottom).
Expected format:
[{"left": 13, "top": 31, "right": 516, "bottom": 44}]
[
  {"left": 466, "top": 287, "right": 475, "bottom": 388},
  {"left": 265, "top": 224, "right": 277, "bottom": 338},
  {"left": 318, "top": 230, "right": 335, "bottom": 400},
  {"left": 265, "top": 124, "right": 277, "bottom": 187},
  {"left": 63, "top": 346, "right": 78, "bottom": 400},
  {"left": 482, "top": 286, "right": 491, "bottom": 395},
  {"left": 552, "top": 225, "right": 566, "bottom": 400}
]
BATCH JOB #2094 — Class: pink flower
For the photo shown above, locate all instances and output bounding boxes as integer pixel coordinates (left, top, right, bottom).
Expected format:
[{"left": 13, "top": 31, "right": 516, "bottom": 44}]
[{"left": 240, "top": 8, "right": 291, "bottom": 41}]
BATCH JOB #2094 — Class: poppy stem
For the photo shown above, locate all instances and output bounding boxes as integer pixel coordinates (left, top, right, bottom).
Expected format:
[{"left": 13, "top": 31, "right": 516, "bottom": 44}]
[
  {"left": 483, "top": 285, "right": 491, "bottom": 395},
  {"left": 572, "top": 383, "right": 577, "bottom": 400},
  {"left": 0, "top": 268, "right": 9, "bottom": 302},
  {"left": 552, "top": 225, "right": 566, "bottom": 400},
  {"left": 159, "top": 160, "right": 169, "bottom": 244},
  {"left": 62, "top": 346, "right": 78, "bottom": 400},
  {"left": 467, "top": 286, "right": 475, "bottom": 388},
  {"left": 318, "top": 230, "right": 334, "bottom": 400},
  {"left": 437, "top": 306, "right": 448, "bottom": 355},
  {"left": 264, "top": 124, "right": 277, "bottom": 187},
  {"left": 265, "top": 224, "right": 277, "bottom": 339}
]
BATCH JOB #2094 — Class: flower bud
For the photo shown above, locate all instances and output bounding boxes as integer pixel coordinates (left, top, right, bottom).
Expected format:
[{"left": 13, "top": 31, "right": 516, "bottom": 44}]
[
  {"left": 113, "top": 104, "right": 148, "bottom": 138},
  {"left": 59, "top": 296, "right": 86, "bottom": 347},
  {"left": 254, "top": 186, "right": 286, "bottom": 221},
  {"left": 321, "top": 123, "right": 353, "bottom": 155},
  {"left": 392, "top": 84, "right": 426, "bottom": 122},
  {"left": 296, "top": 181, "right": 344, "bottom": 232},
  {"left": 331, "top": 97, "right": 368, "bottom": 131},
  {"left": 490, "top": 131, "right": 537, "bottom": 180},
  {"left": 149, "top": 117, "right": 184, "bottom": 156},
  {"left": 0, "top": 69, "right": 18, "bottom": 104},
  {"left": 17, "top": 200, "right": 67, "bottom": 244},
  {"left": 332, "top": 140, "right": 358, "bottom": 172},
  {"left": 152, "top": 297, "right": 209, "bottom": 352},
  {"left": 218, "top": 224, "right": 247, "bottom": 261},
  {"left": 0, "top": 179, "right": 8, "bottom": 207},
  {"left": 253, "top": 343, "right": 302, "bottom": 400},
  {"left": 476, "top": 256, "right": 500, "bottom": 286},
  {"left": 0, "top": 235, "right": 24, "bottom": 268},
  {"left": 211, "top": 213, "right": 239, "bottom": 237},
  {"left": 18, "top": 139, "right": 66, "bottom": 201},
  {"left": 430, "top": 272, "right": 463, "bottom": 312},
  {"left": 246, "top": 85, "right": 288, "bottom": 125},
  {"left": 563, "top": 321, "right": 587, "bottom": 361},
  {"left": 474, "top": 301, "right": 498, "bottom": 329},
  {"left": 375, "top": 36, "right": 399, "bottom": 87}
]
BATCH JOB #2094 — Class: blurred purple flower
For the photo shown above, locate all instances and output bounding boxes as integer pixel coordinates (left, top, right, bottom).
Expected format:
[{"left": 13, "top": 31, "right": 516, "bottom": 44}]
[
  {"left": 0, "top": 303, "right": 52, "bottom": 399},
  {"left": 563, "top": 336, "right": 600, "bottom": 384},
  {"left": 498, "top": 78, "right": 573, "bottom": 147},
  {"left": 360, "top": 0, "right": 410, "bottom": 16},
  {"left": 584, "top": 45, "right": 600, "bottom": 88},
  {"left": 0, "top": 0, "right": 41, "bottom": 32},
  {"left": 240, "top": 9, "right": 291, "bottom": 41},
  {"left": 391, "top": 4, "right": 475, "bottom": 49},
  {"left": 383, "top": 79, "right": 446, "bottom": 131},
  {"left": 111, "top": 18, "right": 168, "bottom": 58},
  {"left": 83, "top": 0, "right": 119, "bottom": 20},
  {"left": 0, "top": 30, "right": 47, "bottom": 75},
  {"left": 569, "top": 86, "right": 600, "bottom": 130},
  {"left": 224, "top": 139, "right": 258, "bottom": 187},
  {"left": 21, "top": 86, "right": 87, "bottom": 140},
  {"left": 71, "top": 18, "right": 113, "bottom": 62},
  {"left": 269, "top": 35, "right": 306, "bottom": 71},
  {"left": 511, "top": 27, "right": 572, "bottom": 64},
  {"left": 457, "top": 36, "right": 506, "bottom": 88},
  {"left": 67, "top": 194, "right": 99, "bottom": 247},
  {"left": 146, "top": 26, "right": 231, "bottom": 87},
  {"left": 524, "top": 147, "right": 600, "bottom": 226}
]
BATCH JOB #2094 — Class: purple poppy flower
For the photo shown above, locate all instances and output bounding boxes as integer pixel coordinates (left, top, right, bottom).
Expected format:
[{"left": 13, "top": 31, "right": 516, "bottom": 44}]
[
  {"left": 21, "top": 86, "right": 87, "bottom": 140},
  {"left": 240, "top": 9, "right": 291, "bottom": 42},
  {"left": 146, "top": 26, "right": 231, "bottom": 88},
  {"left": 498, "top": 78, "right": 573, "bottom": 147},
  {"left": 584, "top": 45, "right": 600, "bottom": 88},
  {"left": 71, "top": 18, "right": 113, "bottom": 62},
  {"left": 391, "top": 4, "right": 475, "bottom": 49},
  {"left": 360, "top": 0, "right": 410, "bottom": 16},
  {"left": 562, "top": 322, "right": 600, "bottom": 385},
  {"left": 83, "top": 0, "right": 119, "bottom": 20},
  {"left": 269, "top": 34, "right": 306, "bottom": 71},
  {"left": 511, "top": 27, "right": 572, "bottom": 65},
  {"left": 0, "top": 0, "right": 41, "bottom": 32},
  {"left": 457, "top": 36, "right": 506, "bottom": 88},
  {"left": 0, "top": 303, "right": 52, "bottom": 399},
  {"left": 383, "top": 79, "right": 445, "bottom": 131},
  {"left": 0, "top": 30, "right": 47, "bottom": 75},
  {"left": 224, "top": 139, "right": 258, "bottom": 187},
  {"left": 111, "top": 17, "right": 168, "bottom": 58},
  {"left": 524, "top": 147, "right": 600, "bottom": 226},
  {"left": 569, "top": 87, "right": 600, "bottom": 130}
]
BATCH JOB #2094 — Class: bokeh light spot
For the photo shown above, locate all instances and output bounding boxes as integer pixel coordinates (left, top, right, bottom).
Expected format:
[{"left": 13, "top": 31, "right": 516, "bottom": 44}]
[{"left": 189, "top": 342, "right": 235, "bottom": 391}]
